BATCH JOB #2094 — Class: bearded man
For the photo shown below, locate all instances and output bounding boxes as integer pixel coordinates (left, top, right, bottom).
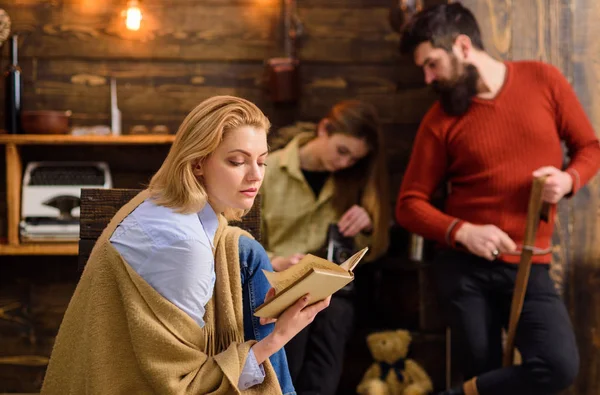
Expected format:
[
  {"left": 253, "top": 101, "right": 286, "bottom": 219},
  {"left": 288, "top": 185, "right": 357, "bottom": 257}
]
[{"left": 395, "top": 3, "right": 600, "bottom": 395}]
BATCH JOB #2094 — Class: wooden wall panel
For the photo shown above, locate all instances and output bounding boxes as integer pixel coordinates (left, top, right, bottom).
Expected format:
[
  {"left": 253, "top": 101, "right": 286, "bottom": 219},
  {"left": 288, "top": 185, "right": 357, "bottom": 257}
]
[
  {"left": 297, "top": 7, "right": 398, "bottom": 63},
  {"left": 546, "top": 0, "right": 572, "bottom": 74},
  {"left": 510, "top": 0, "right": 571, "bottom": 73},
  {"left": 11, "top": 57, "right": 431, "bottom": 133},
  {"left": 3, "top": 1, "right": 281, "bottom": 61},
  {"left": 301, "top": 0, "right": 391, "bottom": 6},
  {"left": 3, "top": 1, "right": 404, "bottom": 63},
  {"left": 457, "top": 0, "right": 512, "bottom": 60},
  {"left": 1, "top": 0, "right": 437, "bottom": 130},
  {"left": 511, "top": 0, "right": 547, "bottom": 62},
  {"left": 565, "top": 0, "right": 600, "bottom": 393},
  {"left": 0, "top": 256, "right": 79, "bottom": 393},
  {"left": 0, "top": 152, "right": 6, "bottom": 241}
]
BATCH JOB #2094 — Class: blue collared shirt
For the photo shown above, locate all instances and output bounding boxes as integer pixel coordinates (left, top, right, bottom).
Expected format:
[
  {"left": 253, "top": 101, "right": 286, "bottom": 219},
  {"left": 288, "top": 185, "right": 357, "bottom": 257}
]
[{"left": 109, "top": 198, "right": 264, "bottom": 390}]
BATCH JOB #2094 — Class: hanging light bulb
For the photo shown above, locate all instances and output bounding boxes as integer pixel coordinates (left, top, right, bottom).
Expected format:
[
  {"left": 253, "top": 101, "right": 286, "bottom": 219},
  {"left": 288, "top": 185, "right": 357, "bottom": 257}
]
[{"left": 125, "top": 0, "right": 142, "bottom": 31}]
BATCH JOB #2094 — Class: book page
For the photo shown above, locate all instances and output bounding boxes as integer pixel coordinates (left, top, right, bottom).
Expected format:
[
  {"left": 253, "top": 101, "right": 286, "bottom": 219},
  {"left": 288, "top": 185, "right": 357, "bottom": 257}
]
[
  {"left": 339, "top": 247, "right": 369, "bottom": 272},
  {"left": 263, "top": 253, "right": 347, "bottom": 293}
]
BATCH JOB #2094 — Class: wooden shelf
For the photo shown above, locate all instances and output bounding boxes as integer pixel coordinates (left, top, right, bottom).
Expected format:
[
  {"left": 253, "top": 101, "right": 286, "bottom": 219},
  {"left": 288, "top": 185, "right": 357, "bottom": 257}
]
[
  {"left": 0, "top": 243, "right": 78, "bottom": 256},
  {"left": 0, "top": 134, "right": 175, "bottom": 145},
  {"left": 0, "top": 134, "right": 173, "bottom": 256}
]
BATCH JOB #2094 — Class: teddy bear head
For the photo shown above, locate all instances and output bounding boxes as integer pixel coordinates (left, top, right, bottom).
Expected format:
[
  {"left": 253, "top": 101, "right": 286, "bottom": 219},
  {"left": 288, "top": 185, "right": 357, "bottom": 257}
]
[{"left": 366, "top": 329, "right": 412, "bottom": 365}]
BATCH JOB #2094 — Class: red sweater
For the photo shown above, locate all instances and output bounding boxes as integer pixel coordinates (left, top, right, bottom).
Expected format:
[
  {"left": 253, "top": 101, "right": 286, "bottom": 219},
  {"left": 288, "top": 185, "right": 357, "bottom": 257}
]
[{"left": 396, "top": 61, "right": 600, "bottom": 263}]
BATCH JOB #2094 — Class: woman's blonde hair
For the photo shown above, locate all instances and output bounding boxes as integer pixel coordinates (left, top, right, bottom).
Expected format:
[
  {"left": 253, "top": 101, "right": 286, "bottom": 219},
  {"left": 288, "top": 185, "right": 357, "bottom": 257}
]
[
  {"left": 148, "top": 95, "right": 270, "bottom": 219},
  {"left": 325, "top": 100, "right": 391, "bottom": 260}
]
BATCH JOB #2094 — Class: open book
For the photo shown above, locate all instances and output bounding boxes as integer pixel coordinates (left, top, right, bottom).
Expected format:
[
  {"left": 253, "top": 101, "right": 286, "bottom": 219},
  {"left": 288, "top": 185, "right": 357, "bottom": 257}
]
[{"left": 254, "top": 247, "right": 369, "bottom": 319}]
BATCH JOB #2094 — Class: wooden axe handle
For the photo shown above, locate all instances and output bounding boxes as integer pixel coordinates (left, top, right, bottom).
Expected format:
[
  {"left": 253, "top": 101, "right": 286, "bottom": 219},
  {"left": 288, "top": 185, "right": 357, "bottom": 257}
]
[{"left": 503, "top": 175, "right": 548, "bottom": 367}]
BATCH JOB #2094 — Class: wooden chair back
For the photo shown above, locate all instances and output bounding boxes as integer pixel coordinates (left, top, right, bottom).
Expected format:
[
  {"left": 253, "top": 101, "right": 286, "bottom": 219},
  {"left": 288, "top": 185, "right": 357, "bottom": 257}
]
[{"left": 78, "top": 188, "right": 262, "bottom": 270}]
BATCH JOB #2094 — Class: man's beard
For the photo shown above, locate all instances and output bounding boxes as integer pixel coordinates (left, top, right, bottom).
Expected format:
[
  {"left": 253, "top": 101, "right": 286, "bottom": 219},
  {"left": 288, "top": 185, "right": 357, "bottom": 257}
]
[{"left": 432, "top": 60, "right": 480, "bottom": 117}]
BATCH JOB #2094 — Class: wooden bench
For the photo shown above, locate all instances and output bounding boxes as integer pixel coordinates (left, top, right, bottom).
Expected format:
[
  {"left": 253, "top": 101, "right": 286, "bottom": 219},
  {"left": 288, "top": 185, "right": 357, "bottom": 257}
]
[{"left": 78, "top": 188, "right": 262, "bottom": 271}]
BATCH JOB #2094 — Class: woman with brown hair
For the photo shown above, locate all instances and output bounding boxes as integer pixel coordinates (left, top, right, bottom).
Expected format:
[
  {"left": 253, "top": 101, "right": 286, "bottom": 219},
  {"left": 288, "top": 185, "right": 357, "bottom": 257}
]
[
  {"left": 42, "top": 96, "right": 330, "bottom": 395},
  {"left": 260, "top": 100, "right": 391, "bottom": 395}
]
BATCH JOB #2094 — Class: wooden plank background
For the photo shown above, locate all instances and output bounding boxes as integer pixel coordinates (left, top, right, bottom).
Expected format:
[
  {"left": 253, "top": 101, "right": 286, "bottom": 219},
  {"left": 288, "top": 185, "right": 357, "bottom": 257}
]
[
  {"left": 1, "top": 0, "right": 600, "bottom": 393},
  {"left": 0, "top": 0, "right": 433, "bottom": 239},
  {"left": 0, "top": 1, "right": 433, "bottom": 246}
]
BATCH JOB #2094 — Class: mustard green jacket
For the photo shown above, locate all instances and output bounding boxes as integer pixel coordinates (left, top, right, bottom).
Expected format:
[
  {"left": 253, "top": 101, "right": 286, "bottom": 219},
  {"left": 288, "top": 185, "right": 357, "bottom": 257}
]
[{"left": 260, "top": 130, "right": 371, "bottom": 260}]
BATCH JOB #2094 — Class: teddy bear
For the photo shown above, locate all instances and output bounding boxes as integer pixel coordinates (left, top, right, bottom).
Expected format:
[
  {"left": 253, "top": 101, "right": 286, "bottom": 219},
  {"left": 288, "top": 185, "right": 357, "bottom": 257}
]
[{"left": 357, "top": 329, "right": 433, "bottom": 395}]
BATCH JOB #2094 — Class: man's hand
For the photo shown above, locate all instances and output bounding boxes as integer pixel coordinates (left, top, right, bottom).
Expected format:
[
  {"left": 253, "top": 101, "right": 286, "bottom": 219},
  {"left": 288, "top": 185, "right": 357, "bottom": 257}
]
[
  {"left": 271, "top": 253, "right": 305, "bottom": 272},
  {"left": 533, "top": 166, "right": 573, "bottom": 203},
  {"left": 455, "top": 223, "right": 517, "bottom": 261}
]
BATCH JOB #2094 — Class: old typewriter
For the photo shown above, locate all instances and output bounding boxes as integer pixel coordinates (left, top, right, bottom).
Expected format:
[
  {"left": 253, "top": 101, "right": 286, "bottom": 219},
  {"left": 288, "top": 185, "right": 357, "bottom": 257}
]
[{"left": 20, "top": 162, "right": 112, "bottom": 242}]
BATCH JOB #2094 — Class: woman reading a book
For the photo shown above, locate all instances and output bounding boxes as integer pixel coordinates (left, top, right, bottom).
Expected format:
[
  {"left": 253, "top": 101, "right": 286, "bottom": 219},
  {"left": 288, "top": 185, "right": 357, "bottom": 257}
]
[
  {"left": 260, "top": 100, "right": 391, "bottom": 395},
  {"left": 42, "top": 96, "right": 330, "bottom": 395}
]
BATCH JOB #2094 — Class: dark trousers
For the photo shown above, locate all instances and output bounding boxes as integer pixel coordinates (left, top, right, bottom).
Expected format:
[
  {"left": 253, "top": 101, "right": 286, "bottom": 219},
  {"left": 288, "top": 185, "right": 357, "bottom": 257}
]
[
  {"left": 284, "top": 295, "right": 355, "bottom": 395},
  {"left": 433, "top": 249, "right": 579, "bottom": 395}
]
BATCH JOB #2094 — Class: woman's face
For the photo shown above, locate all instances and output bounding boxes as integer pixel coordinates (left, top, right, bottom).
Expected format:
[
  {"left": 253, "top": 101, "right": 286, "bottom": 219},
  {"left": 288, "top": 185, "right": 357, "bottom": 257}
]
[
  {"left": 195, "top": 126, "right": 268, "bottom": 213},
  {"left": 320, "top": 131, "right": 370, "bottom": 172}
]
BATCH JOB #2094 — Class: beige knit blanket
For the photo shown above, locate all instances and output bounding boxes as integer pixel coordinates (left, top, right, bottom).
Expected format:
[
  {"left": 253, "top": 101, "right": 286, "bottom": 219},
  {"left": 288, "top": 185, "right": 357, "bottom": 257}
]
[{"left": 41, "top": 190, "right": 282, "bottom": 395}]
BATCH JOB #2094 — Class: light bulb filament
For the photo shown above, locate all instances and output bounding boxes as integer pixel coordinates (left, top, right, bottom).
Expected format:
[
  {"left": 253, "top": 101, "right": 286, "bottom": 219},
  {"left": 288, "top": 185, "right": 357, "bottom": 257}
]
[{"left": 125, "top": 0, "right": 142, "bottom": 31}]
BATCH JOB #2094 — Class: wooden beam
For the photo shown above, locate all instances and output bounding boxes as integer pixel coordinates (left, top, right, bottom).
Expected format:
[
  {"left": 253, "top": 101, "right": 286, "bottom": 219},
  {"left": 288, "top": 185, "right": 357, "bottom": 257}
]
[
  {"left": 565, "top": 0, "right": 600, "bottom": 393},
  {"left": 0, "top": 134, "right": 175, "bottom": 145},
  {"left": 510, "top": 0, "right": 545, "bottom": 61},
  {"left": 5, "top": 2, "right": 407, "bottom": 63},
  {"left": 13, "top": 58, "right": 432, "bottom": 129},
  {"left": 5, "top": 144, "right": 22, "bottom": 246},
  {"left": 297, "top": 7, "right": 399, "bottom": 63},
  {"left": 5, "top": 1, "right": 281, "bottom": 62},
  {"left": 0, "top": 243, "right": 79, "bottom": 256}
]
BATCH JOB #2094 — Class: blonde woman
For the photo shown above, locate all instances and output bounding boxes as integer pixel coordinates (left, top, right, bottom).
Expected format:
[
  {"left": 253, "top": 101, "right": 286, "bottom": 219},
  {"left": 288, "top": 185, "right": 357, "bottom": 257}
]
[
  {"left": 260, "top": 100, "right": 391, "bottom": 395},
  {"left": 42, "top": 96, "right": 329, "bottom": 395}
]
